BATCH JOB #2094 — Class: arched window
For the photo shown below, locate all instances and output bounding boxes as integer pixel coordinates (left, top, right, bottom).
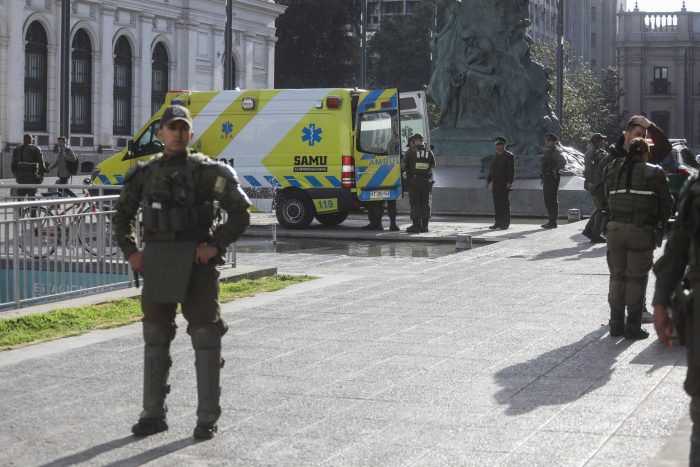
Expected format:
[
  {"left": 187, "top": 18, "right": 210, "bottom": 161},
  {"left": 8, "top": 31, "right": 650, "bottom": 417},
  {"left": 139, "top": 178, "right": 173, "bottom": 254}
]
[
  {"left": 113, "top": 36, "right": 132, "bottom": 135},
  {"left": 71, "top": 29, "right": 92, "bottom": 134},
  {"left": 151, "top": 43, "right": 169, "bottom": 115},
  {"left": 24, "top": 22, "right": 48, "bottom": 131}
]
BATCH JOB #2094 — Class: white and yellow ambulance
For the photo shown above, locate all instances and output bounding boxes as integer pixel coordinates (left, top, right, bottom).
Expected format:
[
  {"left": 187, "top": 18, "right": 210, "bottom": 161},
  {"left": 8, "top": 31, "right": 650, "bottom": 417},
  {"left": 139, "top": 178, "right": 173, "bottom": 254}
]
[{"left": 92, "top": 88, "right": 430, "bottom": 228}]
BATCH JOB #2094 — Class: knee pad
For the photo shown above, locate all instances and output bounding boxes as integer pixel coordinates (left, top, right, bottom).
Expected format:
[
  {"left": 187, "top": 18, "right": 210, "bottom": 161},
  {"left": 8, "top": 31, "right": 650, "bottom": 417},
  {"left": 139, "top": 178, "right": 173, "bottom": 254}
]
[
  {"left": 143, "top": 321, "right": 176, "bottom": 347},
  {"left": 190, "top": 325, "right": 222, "bottom": 350}
]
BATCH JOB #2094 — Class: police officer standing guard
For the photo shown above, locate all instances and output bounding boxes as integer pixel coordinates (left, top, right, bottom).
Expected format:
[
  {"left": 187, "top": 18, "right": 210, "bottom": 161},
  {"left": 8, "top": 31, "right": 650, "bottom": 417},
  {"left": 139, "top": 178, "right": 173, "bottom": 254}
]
[
  {"left": 604, "top": 137, "right": 672, "bottom": 340},
  {"left": 582, "top": 133, "right": 607, "bottom": 243},
  {"left": 653, "top": 172, "right": 700, "bottom": 465},
  {"left": 486, "top": 136, "right": 515, "bottom": 230},
  {"left": 113, "top": 106, "right": 251, "bottom": 439},
  {"left": 402, "top": 133, "right": 436, "bottom": 233},
  {"left": 540, "top": 133, "right": 566, "bottom": 229}
]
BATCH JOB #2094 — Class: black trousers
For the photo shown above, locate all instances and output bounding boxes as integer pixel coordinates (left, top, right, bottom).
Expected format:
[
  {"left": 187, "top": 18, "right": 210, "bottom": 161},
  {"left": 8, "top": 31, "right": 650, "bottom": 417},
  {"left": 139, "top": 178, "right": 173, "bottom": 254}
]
[{"left": 492, "top": 184, "right": 511, "bottom": 228}]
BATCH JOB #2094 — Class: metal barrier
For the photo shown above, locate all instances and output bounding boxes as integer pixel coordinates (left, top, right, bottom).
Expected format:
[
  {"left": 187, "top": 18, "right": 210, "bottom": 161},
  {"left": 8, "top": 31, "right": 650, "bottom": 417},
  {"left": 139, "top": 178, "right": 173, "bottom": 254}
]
[{"left": 0, "top": 183, "right": 238, "bottom": 310}]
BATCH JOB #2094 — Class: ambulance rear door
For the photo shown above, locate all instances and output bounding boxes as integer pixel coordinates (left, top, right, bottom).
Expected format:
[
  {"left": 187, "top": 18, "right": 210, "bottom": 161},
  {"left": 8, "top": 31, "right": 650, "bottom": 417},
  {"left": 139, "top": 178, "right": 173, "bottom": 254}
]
[
  {"left": 398, "top": 91, "right": 431, "bottom": 150},
  {"left": 354, "top": 89, "right": 402, "bottom": 203}
]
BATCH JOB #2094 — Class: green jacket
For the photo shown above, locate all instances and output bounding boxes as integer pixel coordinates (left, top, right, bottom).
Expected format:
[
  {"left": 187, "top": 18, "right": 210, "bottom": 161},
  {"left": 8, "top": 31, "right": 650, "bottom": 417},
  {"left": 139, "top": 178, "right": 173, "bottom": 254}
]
[
  {"left": 113, "top": 151, "right": 251, "bottom": 260},
  {"left": 540, "top": 148, "right": 565, "bottom": 178},
  {"left": 11, "top": 144, "right": 47, "bottom": 175},
  {"left": 584, "top": 147, "right": 607, "bottom": 187},
  {"left": 487, "top": 150, "right": 514, "bottom": 185},
  {"left": 653, "top": 175, "right": 700, "bottom": 306},
  {"left": 604, "top": 157, "right": 673, "bottom": 226}
]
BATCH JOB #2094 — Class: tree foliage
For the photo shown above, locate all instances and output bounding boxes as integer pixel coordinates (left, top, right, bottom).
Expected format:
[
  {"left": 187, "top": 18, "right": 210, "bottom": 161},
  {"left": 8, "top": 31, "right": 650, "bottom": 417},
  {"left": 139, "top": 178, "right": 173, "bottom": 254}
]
[
  {"left": 530, "top": 41, "right": 625, "bottom": 151},
  {"left": 274, "top": 0, "right": 361, "bottom": 88}
]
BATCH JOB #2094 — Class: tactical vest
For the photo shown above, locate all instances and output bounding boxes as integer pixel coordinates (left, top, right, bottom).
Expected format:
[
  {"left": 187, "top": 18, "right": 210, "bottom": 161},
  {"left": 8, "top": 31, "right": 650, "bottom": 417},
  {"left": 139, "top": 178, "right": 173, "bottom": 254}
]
[
  {"left": 605, "top": 158, "right": 660, "bottom": 226},
  {"left": 410, "top": 146, "right": 432, "bottom": 177},
  {"left": 141, "top": 156, "right": 215, "bottom": 240}
]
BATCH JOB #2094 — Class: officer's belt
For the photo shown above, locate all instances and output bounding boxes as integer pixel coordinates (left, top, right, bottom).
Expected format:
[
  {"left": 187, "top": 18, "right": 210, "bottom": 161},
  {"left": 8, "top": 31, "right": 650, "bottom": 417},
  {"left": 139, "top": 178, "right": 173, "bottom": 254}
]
[{"left": 609, "top": 189, "right": 656, "bottom": 196}]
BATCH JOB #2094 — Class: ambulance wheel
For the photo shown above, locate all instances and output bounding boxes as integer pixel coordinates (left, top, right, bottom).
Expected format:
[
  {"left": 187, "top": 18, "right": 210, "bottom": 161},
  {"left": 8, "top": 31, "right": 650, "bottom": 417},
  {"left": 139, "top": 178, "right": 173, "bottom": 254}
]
[
  {"left": 275, "top": 192, "right": 315, "bottom": 229},
  {"left": 315, "top": 211, "right": 349, "bottom": 226}
]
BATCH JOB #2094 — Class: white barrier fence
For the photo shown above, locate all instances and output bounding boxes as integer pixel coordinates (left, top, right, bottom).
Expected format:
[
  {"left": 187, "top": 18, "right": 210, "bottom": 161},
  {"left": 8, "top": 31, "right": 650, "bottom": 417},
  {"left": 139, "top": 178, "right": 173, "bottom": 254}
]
[{"left": 0, "top": 183, "right": 238, "bottom": 310}]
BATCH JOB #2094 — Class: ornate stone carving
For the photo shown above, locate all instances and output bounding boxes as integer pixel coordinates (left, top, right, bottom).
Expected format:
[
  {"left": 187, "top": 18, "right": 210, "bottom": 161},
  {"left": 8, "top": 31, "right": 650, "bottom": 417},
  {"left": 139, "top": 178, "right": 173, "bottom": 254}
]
[{"left": 428, "top": 0, "right": 580, "bottom": 176}]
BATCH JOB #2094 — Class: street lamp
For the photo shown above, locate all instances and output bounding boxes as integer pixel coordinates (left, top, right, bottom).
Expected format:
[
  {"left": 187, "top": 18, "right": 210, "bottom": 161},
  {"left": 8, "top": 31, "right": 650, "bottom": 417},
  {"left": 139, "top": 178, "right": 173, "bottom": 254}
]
[
  {"left": 360, "top": 0, "right": 367, "bottom": 89},
  {"left": 224, "top": 0, "right": 234, "bottom": 90},
  {"left": 60, "top": 0, "right": 70, "bottom": 139},
  {"left": 556, "top": 0, "right": 564, "bottom": 127}
]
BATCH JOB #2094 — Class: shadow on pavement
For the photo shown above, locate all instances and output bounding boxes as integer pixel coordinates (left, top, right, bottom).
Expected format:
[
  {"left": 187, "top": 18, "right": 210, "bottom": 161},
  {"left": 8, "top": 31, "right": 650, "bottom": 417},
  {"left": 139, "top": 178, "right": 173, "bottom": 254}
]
[
  {"left": 102, "top": 437, "right": 194, "bottom": 467},
  {"left": 528, "top": 241, "right": 606, "bottom": 261},
  {"left": 40, "top": 436, "right": 141, "bottom": 467},
  {"left": 494, "top": 328, "right": 631, "bottom": 415},
  {"left": 630, "top": 340, "right": 687, "bottom": 372}
]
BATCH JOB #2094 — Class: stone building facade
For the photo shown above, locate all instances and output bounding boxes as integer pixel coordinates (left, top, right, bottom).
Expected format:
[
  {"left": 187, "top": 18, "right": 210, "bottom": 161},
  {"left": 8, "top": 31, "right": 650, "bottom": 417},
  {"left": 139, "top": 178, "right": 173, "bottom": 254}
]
[
  {"left": 0, "top": 0, "right": 285, "bottom": 152},
  {"left": 617, "top": 5, "right": 700, "bottom": 143}
]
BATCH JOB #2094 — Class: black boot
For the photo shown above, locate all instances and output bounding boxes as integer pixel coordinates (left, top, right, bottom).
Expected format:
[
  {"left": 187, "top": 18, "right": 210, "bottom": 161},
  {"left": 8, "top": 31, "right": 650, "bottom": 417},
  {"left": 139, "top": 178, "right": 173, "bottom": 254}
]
[
  {"left": 389, "top": 219, "right": 400, "bottom": 231},
  {"left": 582, "top": 228, "right": 592, "bottom": 240},
  {"left": 420, "top": 220, "right": 429, "bottom": 233},
  {"left": 192, "top": 326, "right": 223, "bottom": 441},
  {"left": 609, "top": 319, "right": 624, "bottom": 337},
  {"left": 406, "top": 220, "right": 420, "bottom": 233},
  {"left": 623, "top": 323, "right": 649, "bottom": 340}
]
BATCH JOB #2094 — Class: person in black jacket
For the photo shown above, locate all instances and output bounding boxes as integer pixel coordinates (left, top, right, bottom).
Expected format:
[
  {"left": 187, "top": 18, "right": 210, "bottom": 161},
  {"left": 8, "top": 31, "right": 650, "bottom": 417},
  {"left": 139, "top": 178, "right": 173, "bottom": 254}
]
[{"left": 486, "top": 136, "right": 515, "bottom": 230}]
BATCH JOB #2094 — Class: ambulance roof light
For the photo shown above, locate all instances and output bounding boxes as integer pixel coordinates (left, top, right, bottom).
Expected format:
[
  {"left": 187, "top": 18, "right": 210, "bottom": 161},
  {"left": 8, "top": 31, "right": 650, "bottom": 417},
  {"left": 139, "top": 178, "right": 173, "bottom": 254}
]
[
  {"left": 326, "top": 96, "right": 341, "bottom": 109},
  {"left": 242, "top": 97, "right": 256, "bottom": 110}
]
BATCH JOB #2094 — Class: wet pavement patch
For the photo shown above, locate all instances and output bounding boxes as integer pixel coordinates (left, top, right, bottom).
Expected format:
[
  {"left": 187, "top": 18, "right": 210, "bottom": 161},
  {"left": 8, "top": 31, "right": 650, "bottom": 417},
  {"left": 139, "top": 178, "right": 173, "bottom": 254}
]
[{"left": 236, "top": 238, "right": 480, "bottom": 258}]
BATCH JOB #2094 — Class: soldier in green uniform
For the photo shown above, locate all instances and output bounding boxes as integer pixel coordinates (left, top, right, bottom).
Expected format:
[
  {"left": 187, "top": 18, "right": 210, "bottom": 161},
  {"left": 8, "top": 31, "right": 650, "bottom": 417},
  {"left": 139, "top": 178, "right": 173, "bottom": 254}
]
[
  {"left": 653, "top": 173, "right": 700, "bottom": 465},
  {"left": 11, "top": 133, "right": 48, "bottom": 197},
  {"left": 540, "top": 133, "right": 566, "bottom": 229},
  {"left": 486, "top": 136, "right": 515, "bottom": 230},
  {"left": 402, "top": 133, "right": 436, "bottom": 233},
  {"left": 113, "top": 106, "right": 251, "bottom": 440},
  {"left": 582, "top": 133, "right": 607, "bottom": 243},
  {"left": 604, "top": 137, "right": 672, "bottom": 340}
]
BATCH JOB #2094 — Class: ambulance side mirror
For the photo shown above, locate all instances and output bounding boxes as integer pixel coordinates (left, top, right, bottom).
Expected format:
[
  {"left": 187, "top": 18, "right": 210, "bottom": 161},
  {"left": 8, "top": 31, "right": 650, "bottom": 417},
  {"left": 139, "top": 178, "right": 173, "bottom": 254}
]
[{"left": 127, "top": 139, "right": 134, "bottom": 155}]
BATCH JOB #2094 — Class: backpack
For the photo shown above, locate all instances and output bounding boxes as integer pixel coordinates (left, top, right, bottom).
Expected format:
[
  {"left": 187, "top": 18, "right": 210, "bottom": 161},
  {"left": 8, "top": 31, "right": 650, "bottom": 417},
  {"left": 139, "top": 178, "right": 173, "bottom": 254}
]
[{"left": 66, "top": 151, "right": 79, "bottom": 175}]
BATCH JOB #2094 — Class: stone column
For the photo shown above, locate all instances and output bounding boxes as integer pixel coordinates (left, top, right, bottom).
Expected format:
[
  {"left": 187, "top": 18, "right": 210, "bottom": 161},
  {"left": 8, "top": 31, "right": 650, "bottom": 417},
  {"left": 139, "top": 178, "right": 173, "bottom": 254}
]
[
  {"left": 6, "top": 0, "right": 25, "bottom": 144},
  {"left": 100, "top": 4, "right": 116, "bottom": 147},
  {"left": 244, "top": 33, "right": 254, "bottom": 88},
  {"left": 266, "top": 37, "right": 276, "bottom": 88},
  {"left": 139, "top": 13, "right": 154, "bottom": 127}
]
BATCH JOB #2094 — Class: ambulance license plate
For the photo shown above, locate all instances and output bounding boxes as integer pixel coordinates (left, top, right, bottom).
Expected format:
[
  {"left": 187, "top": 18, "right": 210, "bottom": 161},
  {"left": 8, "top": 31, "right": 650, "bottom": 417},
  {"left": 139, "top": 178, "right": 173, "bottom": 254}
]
[{"left": 369, "top": 190, "right": 390, "bottom": 199}]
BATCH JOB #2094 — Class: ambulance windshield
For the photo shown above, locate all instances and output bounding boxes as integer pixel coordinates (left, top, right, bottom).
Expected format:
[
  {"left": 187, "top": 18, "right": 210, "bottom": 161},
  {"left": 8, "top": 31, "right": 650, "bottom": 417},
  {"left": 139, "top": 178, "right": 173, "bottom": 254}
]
[{"left": 357, "top": 110, "right": 398, "bottom": 155}]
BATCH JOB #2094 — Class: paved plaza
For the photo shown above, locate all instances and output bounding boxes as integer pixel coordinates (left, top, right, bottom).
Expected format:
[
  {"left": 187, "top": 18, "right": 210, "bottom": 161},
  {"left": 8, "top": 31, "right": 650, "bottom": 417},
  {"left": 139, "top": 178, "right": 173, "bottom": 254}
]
[{"left": 0, "top": 216, "right": 692, "bottom": 466}]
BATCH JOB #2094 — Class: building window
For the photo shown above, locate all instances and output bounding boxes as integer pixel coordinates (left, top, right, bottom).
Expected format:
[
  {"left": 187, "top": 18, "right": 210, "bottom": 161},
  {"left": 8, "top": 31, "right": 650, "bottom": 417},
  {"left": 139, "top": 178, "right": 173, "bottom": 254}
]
[
  {"left": 71, "top": 29, "right": 92, "bottom": 134},
  {"left": 651, "top": 111, "right": 670, "bottom": 133},
  {"left": 151, "top": 43, "right": 169, "bottom": 116},
  {"left": 591, "top": 33, "right": 596, "bottom": 47},
  {"left": 113, "top": 36, "right": 132, "bottom": 135},
  {"left": 591, "top": 6, "right": 596, "bottom": 20},
  {"left": 24, "top": 21, "right": 48, "bottom": 132},
  {"left": 653, "top": 67, "right": 669, "bottom": 94}
]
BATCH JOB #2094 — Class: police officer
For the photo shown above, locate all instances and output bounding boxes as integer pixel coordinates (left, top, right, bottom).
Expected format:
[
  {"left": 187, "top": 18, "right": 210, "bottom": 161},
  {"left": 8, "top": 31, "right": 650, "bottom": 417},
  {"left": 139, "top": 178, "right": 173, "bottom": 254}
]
[
  {"left": 581, "top": 133, "right": 607, "bottom": 243},
  {"left": 486, "top": 136, "right": 515, "bottom": 230},
  {"left": 604, "top": 137, "right": 672, "bottom": 340},
  {"left": 11, "top": 133, "right": 48, "bottom": 197},
  {"left": 540, "top": 133, "right": 566, "bottom": 229},
  {"left": 113, "top": 105, "right": 251, "bottom": 440},
  {"left": 653, "top": 173, "right": 700, "bottom": 465},
  {"left": 402, "top": 133, "right": 436, "bottom": 233}
]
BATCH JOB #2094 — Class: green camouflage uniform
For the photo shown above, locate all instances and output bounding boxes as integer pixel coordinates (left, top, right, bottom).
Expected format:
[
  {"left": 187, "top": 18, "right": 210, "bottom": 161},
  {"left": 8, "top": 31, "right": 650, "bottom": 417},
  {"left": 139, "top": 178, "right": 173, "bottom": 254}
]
[
  {"left": 653, "top": 175, "right": 700, "bottom": 465},
  {"left": 604, "top": 156, "right": 672, "bottom": 337},
  {"left": 540, "top": 148, "right": 566, "bottom": 223},
  {"left": 113, "top": 150, "right": 250, "bottom": 434},
  {"left": 487, "top": 149, "right": 515, "bottom": 229}
]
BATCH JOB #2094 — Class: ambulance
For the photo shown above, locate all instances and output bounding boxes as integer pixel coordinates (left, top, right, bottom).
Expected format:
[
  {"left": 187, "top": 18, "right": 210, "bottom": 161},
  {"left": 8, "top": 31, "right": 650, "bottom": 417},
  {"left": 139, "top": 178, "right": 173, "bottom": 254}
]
[{"left": 92, "top": 88, "right": 431, "bottom": 228}]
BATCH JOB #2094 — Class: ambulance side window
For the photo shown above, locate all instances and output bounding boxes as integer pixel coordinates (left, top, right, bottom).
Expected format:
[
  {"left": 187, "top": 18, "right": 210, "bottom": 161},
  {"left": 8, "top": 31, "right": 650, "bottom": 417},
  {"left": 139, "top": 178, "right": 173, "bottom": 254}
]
[
  {"left": 357, "top": 110, "right": 397, "bottom": 155},
  {"left": 127, "top": 121, "right": 164, "bottom": 159}
]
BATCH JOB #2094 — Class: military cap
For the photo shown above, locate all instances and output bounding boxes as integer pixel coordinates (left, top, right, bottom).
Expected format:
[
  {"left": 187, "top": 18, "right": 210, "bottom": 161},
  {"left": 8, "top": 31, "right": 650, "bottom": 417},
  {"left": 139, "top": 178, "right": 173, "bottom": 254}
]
[
  {"left": 161, "top": 105, "right": 193, "bottom": 128},
  {"left": 545, "top": 132, "right": 558, "bottom": 141},
  {"left": 412, "top": 133, "right": 424, "bottom": 141},
  {"left": 494, "top": 136, "right": 508, "bottom": 145},
  {"left": 590, "top": 133, "right": 605, "bottom": 142}
]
